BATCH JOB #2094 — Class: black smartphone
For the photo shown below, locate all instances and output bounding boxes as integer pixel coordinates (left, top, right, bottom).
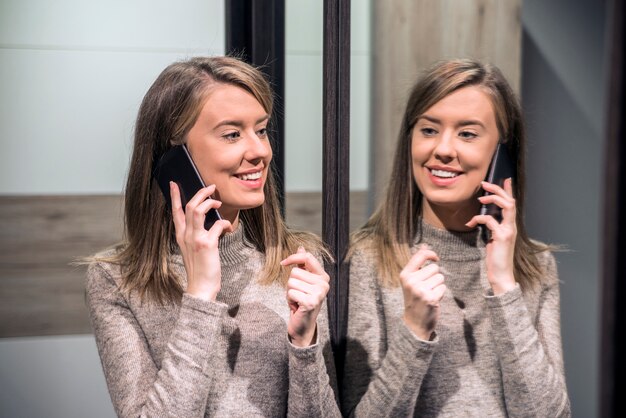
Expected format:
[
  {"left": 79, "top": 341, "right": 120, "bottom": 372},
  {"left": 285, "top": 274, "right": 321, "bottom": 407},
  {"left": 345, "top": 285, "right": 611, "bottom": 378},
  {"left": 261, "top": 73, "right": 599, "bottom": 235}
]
[
  {"left": 480, "top": 142, "right": 515, "bottom": 222},
  {"left": 153, "top": 144, "right": 222, "bottom": 230}
]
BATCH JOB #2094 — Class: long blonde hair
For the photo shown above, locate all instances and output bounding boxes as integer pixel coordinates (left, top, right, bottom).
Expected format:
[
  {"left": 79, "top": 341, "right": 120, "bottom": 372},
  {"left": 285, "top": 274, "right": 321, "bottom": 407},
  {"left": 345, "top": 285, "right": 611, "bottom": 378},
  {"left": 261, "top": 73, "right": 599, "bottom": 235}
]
[
  {"left": 97, "top": 56, "right": 326, "bottom": 304},
  {"left": 354, "top": 58, "right": 550, "bottom": 290}
]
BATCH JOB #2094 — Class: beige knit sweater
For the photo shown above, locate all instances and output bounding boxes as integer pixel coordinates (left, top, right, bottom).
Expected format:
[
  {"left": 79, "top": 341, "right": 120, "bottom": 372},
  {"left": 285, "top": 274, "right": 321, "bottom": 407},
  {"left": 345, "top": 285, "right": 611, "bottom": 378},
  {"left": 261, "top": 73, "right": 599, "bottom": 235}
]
[
  {"left": 342, "top": 220, "right": 571, "bottom": 417},
  {"left": 86, "top": 224, "right": 340, "bottom": 417}
]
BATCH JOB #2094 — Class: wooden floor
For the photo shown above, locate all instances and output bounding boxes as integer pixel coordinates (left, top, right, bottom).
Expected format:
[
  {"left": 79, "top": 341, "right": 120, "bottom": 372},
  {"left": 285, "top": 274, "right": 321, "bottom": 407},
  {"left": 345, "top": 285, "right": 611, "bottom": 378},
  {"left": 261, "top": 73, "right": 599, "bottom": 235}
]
[{"left": 0, "top": 192, "right": 368, "bottom": 337}]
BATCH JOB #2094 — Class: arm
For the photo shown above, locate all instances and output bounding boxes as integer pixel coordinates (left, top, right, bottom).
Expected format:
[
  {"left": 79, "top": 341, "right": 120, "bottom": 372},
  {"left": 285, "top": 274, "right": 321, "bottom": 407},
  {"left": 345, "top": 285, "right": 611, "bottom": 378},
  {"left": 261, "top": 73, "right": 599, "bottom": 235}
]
[
  {"left": 469, "top": 180, "right": 570, "bottom": 416},
  {"left": 485, "top": 252, "right": 571, "bottom": 417},
  {"left": 341, "top": 248, "right": 438, "bottom": 417},
  {"left": 287, "top": 300, "right": 341, "bottom": 417},
  {"left": 281, "top": 249, "right": 341, "bottom": 417},
  {"left": 86, "top": 262, "right": 227, "bottom": 418}
]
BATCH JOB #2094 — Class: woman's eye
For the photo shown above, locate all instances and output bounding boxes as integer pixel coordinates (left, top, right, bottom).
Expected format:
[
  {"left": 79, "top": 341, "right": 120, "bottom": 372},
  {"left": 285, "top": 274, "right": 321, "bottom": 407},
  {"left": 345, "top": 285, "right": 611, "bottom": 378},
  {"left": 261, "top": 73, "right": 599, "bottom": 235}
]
[
  {"left": 459, "top": 131, "right": 478, "bottom": 139},
  {"left": 223, "top": 131, "right": 240, "bottom": 141},
  {"left": 420, "top": 127, "right": 437, "bottom": 136},
  {"left": 257, "top": 127, "right": 268, "bottom": 138}
]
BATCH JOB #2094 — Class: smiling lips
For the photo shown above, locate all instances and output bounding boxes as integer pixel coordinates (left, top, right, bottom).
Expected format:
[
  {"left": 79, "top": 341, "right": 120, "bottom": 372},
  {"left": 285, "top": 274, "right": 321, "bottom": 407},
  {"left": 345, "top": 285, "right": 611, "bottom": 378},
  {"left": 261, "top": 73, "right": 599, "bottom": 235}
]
[
  {"left": 236, "top": 171, "right": 262, "bottom": 181},
  {"left": 426, "top": 166, "right": 463, "bottom": 185},
  {"left": 428, "top": 165, "right": 462, "bottom": 177},
  {"left": 430, "top": 168, "right": 459, "bottom": 178}
]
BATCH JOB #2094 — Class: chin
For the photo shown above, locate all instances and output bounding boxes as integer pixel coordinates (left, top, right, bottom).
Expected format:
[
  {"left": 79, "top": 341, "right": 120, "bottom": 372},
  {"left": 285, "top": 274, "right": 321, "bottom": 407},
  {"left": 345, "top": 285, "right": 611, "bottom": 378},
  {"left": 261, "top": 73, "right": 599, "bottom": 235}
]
[{"left": 238, "top": 197, "right": 266, "bottom": 210}]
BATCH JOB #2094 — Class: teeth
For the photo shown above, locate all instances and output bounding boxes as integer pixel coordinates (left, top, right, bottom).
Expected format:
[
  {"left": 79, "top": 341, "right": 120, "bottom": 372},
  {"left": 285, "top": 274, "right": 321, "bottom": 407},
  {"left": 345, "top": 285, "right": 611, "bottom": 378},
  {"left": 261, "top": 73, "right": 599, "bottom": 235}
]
[
  {"left": 431, "top": 169, "right": 459, "bottom": 178},
  {"left": 238, "top": 171, "right": 262, "bottom": 181}
]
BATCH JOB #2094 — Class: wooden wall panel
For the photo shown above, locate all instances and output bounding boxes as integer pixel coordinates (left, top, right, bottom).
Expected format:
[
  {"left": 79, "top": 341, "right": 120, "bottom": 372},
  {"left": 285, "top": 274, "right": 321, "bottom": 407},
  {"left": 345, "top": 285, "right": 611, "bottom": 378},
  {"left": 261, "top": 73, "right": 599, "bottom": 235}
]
[
  {"left": 0, "top": 192, "right": 367, "bottom": 337},
  {"left": 371, "top": 0, "right": 522, "bottom": 204},
  {"left": 0, "top": 196, "right": 124, "bottom": 337}
]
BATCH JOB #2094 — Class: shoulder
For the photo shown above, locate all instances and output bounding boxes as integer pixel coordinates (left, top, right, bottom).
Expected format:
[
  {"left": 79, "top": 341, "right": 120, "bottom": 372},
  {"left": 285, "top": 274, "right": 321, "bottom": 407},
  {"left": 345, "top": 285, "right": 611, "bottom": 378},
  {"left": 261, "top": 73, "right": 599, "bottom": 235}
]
[
  {"left": 348, "top": 234, "right": 378, "bottom": 265},
  {"left": 85, "top": 248, "right": 125, "bottom": 296},
  {"left": 348, "top": 234, "right": 384, "bottom": 292},
  {"left": 527, "top": 239, "right": 560, "bottom": 289}
]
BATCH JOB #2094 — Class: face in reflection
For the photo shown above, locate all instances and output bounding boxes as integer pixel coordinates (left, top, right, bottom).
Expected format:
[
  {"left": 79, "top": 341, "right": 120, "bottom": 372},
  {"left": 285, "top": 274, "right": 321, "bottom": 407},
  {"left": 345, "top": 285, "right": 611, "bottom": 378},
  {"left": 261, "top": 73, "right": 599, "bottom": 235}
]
[
  {"left": 411, "top": 85, "right": 500, "bottom": 227},
  {"left": 185, "top": 83, "right": 272, "bottom": 223}
]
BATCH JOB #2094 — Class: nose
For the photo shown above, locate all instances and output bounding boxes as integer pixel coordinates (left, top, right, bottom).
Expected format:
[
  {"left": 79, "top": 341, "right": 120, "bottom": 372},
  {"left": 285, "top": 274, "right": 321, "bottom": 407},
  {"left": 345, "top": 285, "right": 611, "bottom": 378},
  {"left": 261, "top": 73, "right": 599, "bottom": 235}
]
[
  {"left": 433, "top": 131, "right": 456, "bottom": 162},
  {"left": 244, "top": 130, "right": 272, "bottom": 162}
]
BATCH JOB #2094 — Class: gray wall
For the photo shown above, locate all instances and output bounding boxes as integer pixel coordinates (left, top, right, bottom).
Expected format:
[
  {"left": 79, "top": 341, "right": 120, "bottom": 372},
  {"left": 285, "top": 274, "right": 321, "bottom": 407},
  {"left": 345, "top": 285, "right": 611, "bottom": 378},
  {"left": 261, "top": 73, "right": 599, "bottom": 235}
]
[{"left": 522, "top": 1, "right": 608, "bottom": 417}]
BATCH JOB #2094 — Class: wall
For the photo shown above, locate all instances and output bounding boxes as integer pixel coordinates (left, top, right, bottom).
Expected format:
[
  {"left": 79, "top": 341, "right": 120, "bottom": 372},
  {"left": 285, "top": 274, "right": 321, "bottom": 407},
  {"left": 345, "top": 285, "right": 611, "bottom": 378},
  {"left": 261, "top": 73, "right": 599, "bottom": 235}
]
[
  {"left": 0, "top": 0, "right": 225, "bottom": 195},
  {"left": 521, "top": 0, "right": 608, "bottom": 416},
  {"left": 284, "top": 0, "right": 370, "bottom": 193},
  {"left": 0, "top": 1, "right": 224, "bottom": 416}
]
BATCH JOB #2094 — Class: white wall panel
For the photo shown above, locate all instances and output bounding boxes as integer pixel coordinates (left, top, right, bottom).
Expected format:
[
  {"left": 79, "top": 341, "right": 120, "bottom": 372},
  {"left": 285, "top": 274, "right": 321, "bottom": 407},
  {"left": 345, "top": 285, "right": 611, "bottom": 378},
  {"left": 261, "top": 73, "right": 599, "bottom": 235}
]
[{"left": 0, "top": 0, "right": 224, "bottom": 195}]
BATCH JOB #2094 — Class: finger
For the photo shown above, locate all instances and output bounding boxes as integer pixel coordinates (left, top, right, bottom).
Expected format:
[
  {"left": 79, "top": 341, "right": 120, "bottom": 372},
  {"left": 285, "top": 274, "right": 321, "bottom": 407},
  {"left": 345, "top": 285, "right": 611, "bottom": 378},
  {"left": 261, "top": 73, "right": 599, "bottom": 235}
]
[
  {"left": 431, "top": 283, "right": 447, "bottom": 302},
  {"left": 287, "top": 277, "right": 316, "bottom": 295},
  {"left": 185, "top": 184, "right": 217, "bottom": 210},
  {"left": 184, "top": 186, "right": 217, "bottom": 236},
  {"left": 281, "top": 252, "right": 326, "bottom": 276},
  {"left": 289, "top": 268, "right": 331, "bottom": 289},
  {"left": 205, "top": 220, "right": 233, "bottom": 243},
  {"left": 465, "top": 214, "right": 501, "bottom": 231},
  {"left": 481, "top": 180, "right": 513, "bottom": 200},
  {"left": 402, "top": 248, "right": 439, "bottom": 275},
  {"left": 191, "top": 198, "right": 223, "bottom": 231},
  {"left": 422, "top": 273, "right": 445, "bottom": 289},
  {"left": 477, "top": 194, "right": 514, "bottom": 211},
  {"left": 404, "top": 263, "right": 440, "bottom": 284},
  {"left": 170, "top": 182, "right": 187, "bottom": 240},
  {"left": 504, "top": 177, "right": 514, "bottom": 197},
  {"left": 477, "top": 188, "right": 516, "bottom": 225},
  {"left": 287, "top": 288, "right": 309, "bottom": 305}
]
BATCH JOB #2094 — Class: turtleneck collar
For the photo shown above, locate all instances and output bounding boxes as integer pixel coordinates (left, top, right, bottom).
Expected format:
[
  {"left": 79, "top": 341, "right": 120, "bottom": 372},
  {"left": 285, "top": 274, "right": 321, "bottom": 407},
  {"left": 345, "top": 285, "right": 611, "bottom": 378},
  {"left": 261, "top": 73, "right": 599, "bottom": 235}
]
[
  {"left": 171, "top": 221, "right": 256, "bottom": 267},
  {"left": 218, "top": 221, "right": 256, "bottom": 266},
  {"left": 413, "top": 218, "right": 483, "bottom": 262}
]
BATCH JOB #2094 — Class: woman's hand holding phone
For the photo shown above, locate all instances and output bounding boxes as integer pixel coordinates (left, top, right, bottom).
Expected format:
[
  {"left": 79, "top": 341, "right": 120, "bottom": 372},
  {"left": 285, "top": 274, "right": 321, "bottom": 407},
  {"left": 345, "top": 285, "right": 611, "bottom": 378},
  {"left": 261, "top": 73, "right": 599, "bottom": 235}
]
[
  {"left": 400, "top": 246, "right": 446, "bottom": 341},
  {"left": 170, "top": 182, "right": 233, "bottom": 301},
  {"left": 281, "top": 247, "right": 331, "bottom": 347},
  {"left": 466, "top": 178, "right": 517, "bottom": 295}
]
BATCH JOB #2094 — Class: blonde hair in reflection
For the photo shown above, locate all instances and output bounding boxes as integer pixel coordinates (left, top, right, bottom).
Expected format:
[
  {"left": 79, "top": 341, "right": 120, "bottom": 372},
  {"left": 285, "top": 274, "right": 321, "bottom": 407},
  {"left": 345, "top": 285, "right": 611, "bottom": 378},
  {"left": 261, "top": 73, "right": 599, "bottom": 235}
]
[{"left": 353, "top": 58, "right": 551, "bottom": 290}]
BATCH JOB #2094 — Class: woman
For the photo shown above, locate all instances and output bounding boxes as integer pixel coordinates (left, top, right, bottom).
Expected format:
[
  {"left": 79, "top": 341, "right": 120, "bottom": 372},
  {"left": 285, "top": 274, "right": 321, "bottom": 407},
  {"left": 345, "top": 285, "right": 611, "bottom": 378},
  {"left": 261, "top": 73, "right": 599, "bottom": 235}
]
[
  {"left": 342, "top": 59, "right": 570, "bottom": 417},
  {"left": 86, "top": 56, "right": 340, "bottom": 417}
]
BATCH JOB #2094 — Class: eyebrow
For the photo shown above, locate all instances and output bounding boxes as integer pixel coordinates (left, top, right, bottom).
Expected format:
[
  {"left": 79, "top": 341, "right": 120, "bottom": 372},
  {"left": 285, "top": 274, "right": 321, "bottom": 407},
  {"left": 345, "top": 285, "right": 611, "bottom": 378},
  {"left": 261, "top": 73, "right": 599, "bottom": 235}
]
[
  {"left": 214, "top": 115, "right": 270, "bottom": 129},
  {"left": 418, "top": 115, "right": 486, "bottom": 129}
]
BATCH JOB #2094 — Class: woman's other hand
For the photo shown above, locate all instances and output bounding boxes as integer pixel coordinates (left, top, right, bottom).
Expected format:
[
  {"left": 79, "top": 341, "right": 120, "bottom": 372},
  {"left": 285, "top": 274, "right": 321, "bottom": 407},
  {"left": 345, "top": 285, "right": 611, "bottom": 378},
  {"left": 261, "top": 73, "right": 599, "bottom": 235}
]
[
  {"left": 400, "top": 246, "right": 446, "bottom": 341},
  {"left": 466, "top": 178, "right": 517, "bottom": 295},
  {"left": 281, "top": 247, "right": 331, "bottom": 347},
  {"left": 170, "top": 182, "right": 233, "bottom": 301}
]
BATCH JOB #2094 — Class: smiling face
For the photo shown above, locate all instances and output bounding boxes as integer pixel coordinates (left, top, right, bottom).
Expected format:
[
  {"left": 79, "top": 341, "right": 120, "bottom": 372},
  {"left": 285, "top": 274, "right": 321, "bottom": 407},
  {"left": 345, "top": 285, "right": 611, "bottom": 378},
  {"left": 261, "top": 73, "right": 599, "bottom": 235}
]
[
  {"left": 411, "top": 85, "right": 500, "bottom": 229},
  {"left": 185, "top": 83, "right": 272, "bottom": 224}
]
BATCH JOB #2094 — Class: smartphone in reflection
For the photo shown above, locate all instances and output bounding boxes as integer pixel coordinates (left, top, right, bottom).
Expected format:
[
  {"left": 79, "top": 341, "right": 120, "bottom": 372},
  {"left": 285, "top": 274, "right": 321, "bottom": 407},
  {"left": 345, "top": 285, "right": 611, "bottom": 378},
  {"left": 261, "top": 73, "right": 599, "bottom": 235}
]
[
  {"left": 480, "top": 142, "right": 514, "bottom": 222},
  {"left": 153, "top": 144, "right": 222, "bottom": 230}
]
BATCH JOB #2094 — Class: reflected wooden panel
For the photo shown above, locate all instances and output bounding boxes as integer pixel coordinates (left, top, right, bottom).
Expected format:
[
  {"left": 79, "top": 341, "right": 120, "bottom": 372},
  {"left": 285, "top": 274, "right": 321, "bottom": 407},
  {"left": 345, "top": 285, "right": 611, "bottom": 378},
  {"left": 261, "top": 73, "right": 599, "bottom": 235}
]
[{"left": 0, "top": 192, "right": 367, "bottom": 337}]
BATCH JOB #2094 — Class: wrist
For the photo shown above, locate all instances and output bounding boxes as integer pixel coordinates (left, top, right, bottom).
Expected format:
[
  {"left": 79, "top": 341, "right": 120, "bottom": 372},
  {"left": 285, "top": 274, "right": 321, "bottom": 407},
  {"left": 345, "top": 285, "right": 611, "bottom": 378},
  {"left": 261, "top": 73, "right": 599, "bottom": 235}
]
[
  {"left": 489, "top": 276, "right": 516, "bottom": 296},
  {"left": 402, "top": 314, "right": 433, "bottom": 341},
  {"left": 186, "top": 282, "right": 220, "bottom": 301},
  {"left": 290, "top": 325, "right": 317, "bottom": 347}
]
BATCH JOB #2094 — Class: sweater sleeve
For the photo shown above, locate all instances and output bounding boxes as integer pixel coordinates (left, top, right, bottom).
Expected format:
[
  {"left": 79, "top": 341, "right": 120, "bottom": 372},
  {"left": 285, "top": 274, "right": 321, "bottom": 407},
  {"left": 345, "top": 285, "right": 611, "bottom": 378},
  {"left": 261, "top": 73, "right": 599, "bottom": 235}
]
[
  {"left": 485, "top": 252, "right": 571, "bottom": 418},
  {"left": 341, "top": 248, "right": 437, "bottom": 417},
  {"left": 287, "top": 299, "right": 341, "bottom": 417},
  {"left": 86, "top": 261, "right": 227, "bottom": 418}
]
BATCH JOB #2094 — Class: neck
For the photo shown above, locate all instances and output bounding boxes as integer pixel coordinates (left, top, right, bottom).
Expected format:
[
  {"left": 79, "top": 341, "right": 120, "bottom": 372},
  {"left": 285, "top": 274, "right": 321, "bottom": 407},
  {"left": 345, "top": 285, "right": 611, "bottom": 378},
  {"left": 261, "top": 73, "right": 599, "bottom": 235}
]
[
  {"left": 421, "top": 199, "right": 480, "bottom": 232},
  {"left": 219, "top": 207, "right": 240, "bottom": 230}
]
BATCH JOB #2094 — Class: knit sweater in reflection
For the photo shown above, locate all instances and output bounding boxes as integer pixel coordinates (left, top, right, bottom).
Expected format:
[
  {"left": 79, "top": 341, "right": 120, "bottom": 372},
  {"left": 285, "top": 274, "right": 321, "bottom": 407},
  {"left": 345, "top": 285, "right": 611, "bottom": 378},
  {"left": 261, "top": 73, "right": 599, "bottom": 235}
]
[
  {"left": 342, "top": 220, "right": 570, "bottom": 417},
  {"left": 86, "top": 224, "right": 340, "bottom": 417}
]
